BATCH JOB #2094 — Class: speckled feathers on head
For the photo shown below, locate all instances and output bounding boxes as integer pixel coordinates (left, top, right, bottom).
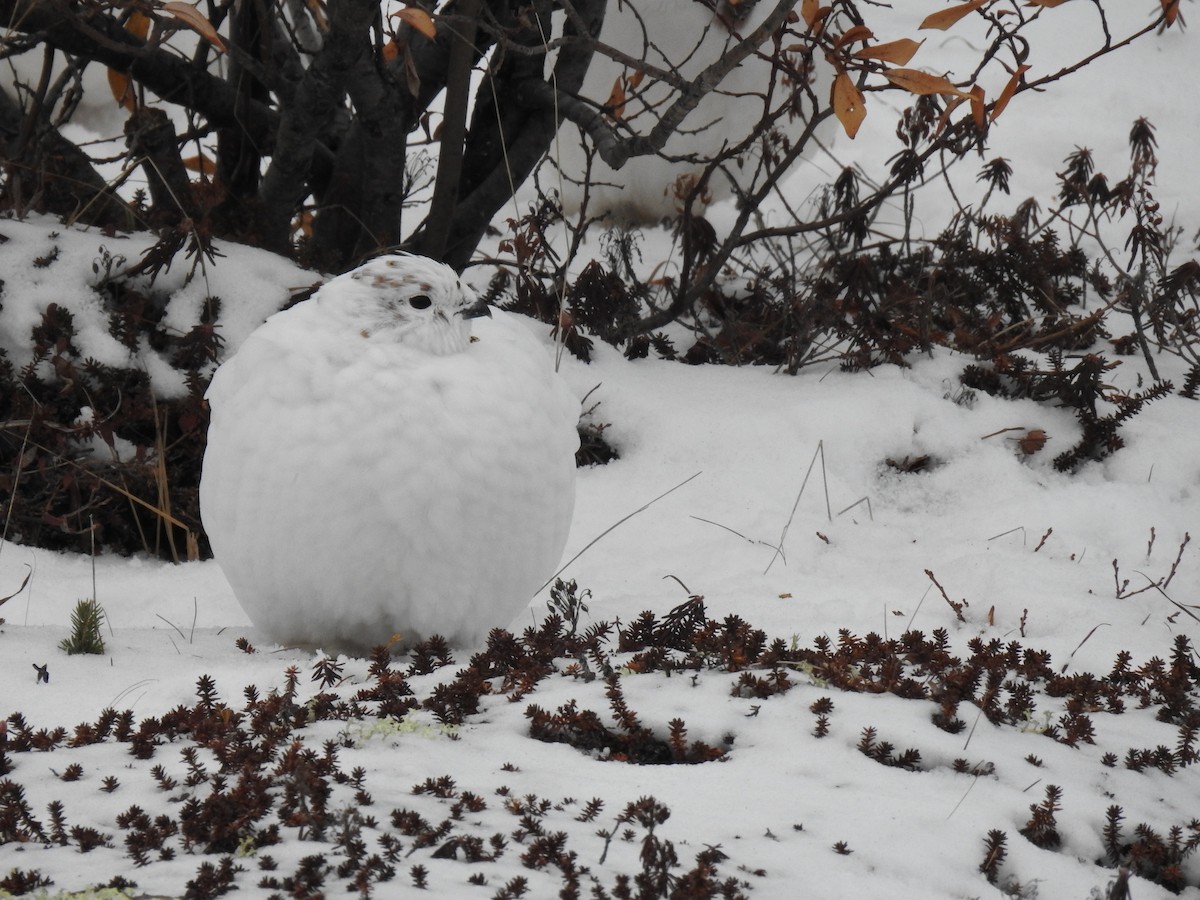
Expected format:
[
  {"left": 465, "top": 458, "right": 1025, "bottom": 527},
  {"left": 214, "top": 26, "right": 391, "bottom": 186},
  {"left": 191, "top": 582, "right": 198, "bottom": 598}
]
[{"left": 317, "top": 252, "right": 489, "bottom": 354}]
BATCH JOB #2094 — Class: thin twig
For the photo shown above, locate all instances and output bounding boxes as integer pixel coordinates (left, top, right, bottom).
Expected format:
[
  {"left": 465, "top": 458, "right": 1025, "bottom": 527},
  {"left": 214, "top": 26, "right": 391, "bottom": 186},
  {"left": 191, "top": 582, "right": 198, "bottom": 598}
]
[
  {"left": 1033, "top": 528, "right": 1052, "bottom": 553},
  {"left": 904, "top": 585, "right": 933, "bottom": 633},
  {"left": 765, "top": 441, "right": 829, "bottom": 574},
  {"left": 1162, "top": 532, "right": 1190, "bottom": 590},
  {"left": 835, "top": 496, "right": 872, "bottom": 520},
  {"left": 925, "top": 569, "right": 967, "bottom": 622},
  {"left": 689, "top": 516, "right": 784, "bottom": 561},
  {"left": 987, "top": 526, "right": 1026, "bottom": 545},
  {"left": 537, "top": 471, "right": 703, "bottom": 593},
  {"left": 1139, "top": 578, "right": 1200, "bottom": 625},
  {"left": 945, "top": 772, "right": 979, "bottom": 820},
  {"left": 155, "top": 614, "right": 188, "bottom": 642},
  {"left": 0, "top": 416, "right": 34, "bottom": 564},
  {"left": 1060, "top": 623, "right": 1110, "bottom": 673}
]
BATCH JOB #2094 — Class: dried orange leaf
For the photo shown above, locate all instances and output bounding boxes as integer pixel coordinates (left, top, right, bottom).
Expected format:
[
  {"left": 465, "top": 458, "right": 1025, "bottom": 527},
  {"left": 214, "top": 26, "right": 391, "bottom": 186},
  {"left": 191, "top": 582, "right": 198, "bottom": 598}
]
[
  {"left": 107, "top": 69, "right": 136, "bottom": 110},
  {"left": 883, "top": 67, "right": 971, "bottom": 98},
  {"left": 183, "top": 153, "right": 216, "bottom": 175},
  {"left": 831, "top": 72, "right": 866, "bottom": 139},
  {"left": 991, "top": 63, "right": 1029, "bottom": 121},
  {"left": 801, "top": 0, "right": 820, "bottom": 28},
  {"left": 106, "top": 12, "right": 150, "bottom": 110},
  {"left": 382, "top": 39, "right": 399, "bottom": 62},
  {"left": 853, "top": 37, "right": 922, "bottom": 65},
  {"left": 127, "top": 10, "right": 151, "bottom": 39},
  {"left": 968, "top": 84, "right": 986, "bottom": 130},
  {"left": 391, "top": 7, "right": 437, "bottom": 40},
  {"left": 834, "top": 25, "right": 873, "bottom": 48},
  {"left": 920, "top": 0, "right": 988, "bottom": 30},
  {"left": 162, "top": 2, "right": 227, "bottom": 53},
  {"left": 1162, "top": 0, "right": 1180, "bottom": 25},
  {"left": 935, "top": 96, "right": 962, "bottom": 134},
  {"left": 627, "top": 69, "right": 646, "bottom": 89},
  {"left": 605, "top": 76, "right": 627, "bottom": 121}
]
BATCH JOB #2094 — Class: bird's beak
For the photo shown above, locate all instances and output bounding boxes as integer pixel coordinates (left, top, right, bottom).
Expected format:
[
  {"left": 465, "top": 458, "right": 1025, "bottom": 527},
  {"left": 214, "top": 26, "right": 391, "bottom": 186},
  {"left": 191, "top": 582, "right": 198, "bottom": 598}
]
[{"left": 461, "top": 297, "right": 492, "bottom": 320}]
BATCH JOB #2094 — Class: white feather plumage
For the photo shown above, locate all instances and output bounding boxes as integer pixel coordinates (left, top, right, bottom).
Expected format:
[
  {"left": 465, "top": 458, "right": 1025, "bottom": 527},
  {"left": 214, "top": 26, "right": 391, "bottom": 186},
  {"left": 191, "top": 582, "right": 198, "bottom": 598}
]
[{"left": 200, "top": 254, "right": 579, "bottom": 652}]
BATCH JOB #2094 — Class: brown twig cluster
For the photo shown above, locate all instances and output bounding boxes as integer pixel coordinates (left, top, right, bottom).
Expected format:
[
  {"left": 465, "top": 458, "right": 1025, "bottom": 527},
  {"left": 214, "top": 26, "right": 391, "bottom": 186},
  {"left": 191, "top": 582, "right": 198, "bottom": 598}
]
[{"left": 0, "top": 241, "right": 219, "bottom": 559}]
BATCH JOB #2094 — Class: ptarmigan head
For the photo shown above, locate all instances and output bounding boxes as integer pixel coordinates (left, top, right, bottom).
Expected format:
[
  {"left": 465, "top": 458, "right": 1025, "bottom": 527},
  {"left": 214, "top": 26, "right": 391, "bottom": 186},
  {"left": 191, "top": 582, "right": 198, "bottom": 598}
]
[{"left": 317, "top": 252, "right": 490, "bottom": 355}]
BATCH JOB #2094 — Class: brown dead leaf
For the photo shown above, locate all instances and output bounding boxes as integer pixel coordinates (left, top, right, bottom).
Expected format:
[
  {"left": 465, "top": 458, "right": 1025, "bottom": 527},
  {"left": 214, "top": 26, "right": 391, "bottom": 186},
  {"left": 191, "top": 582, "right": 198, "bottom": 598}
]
[
  {"left": 853, "top": 37, "right": 922, "bottom": 65},
  {"left": 883, "top": 68, "right": 972, "bottom": 98},
  {"left": 991, "top": 63, "right": 1030, "bottom": 121},
  {"left": 127, "top": 11, "right": 151, "bottom": 40},
  {"left": 0, "top": 565, "right": 32, "bottom": 607},
  {"left": 834, "top": 25, "right": 873, "bottom": 49},
  {"left": 107, "top": 69, "right": 136, "bottom": 111},
  {"left": 936, "top": 95, "right": 964, "bottom": 133},
  {"left": 968, "top": 84, "right": 986, "bottom": 130},
  {"left": 392, "top": 6, "right": 437, "bottom": 40},
  {"left": 1017, "top": 429, "right": 1048, "bottom": 454},
  {"left": 403, "top": 47, "right": 421, "bottom": 97},
  {"left": 831, "top": 71, "right": 866, "bottom": 139},
  {"left": 800, "top": 0, "right": 821, "bottom": 28},
  {"left": 606, "top": 76, "right": 627, "bottom": 120},
  {"left": 162, "top": 2, "right": 227, "bottom": 53},
  {"left": 182, "top": 153, "right": 216, "bottom": 175},
  {"left": 920, "top": 0, "right": 989, "bottom": 30},
  {"left": 1162, "top": 0, "right": 1180, "bottom": 25},
  {"left": 107, "top": 11, "right": 150, "bottom": 110}
]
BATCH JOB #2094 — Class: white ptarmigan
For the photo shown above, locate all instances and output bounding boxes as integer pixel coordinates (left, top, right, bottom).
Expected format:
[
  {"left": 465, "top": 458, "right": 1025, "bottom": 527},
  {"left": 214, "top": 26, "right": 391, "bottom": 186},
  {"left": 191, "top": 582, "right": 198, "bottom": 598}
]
[{"left": 200, "top": 254, "right": 579, "bottom": 652}]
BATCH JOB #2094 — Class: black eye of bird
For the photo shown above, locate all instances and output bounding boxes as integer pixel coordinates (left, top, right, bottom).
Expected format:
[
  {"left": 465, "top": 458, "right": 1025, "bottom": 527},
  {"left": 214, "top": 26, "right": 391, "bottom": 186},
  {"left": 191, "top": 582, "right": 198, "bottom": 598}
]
[{"left": 409, "top": 295, "right": 432, "bottom": 310}]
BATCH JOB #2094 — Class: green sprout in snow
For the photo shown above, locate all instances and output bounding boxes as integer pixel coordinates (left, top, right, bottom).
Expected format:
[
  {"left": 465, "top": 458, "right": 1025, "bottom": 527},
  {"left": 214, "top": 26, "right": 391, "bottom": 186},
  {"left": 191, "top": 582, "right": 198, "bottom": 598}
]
[{"left": 59, "top": 599, "right": 107, "bottom": 655}]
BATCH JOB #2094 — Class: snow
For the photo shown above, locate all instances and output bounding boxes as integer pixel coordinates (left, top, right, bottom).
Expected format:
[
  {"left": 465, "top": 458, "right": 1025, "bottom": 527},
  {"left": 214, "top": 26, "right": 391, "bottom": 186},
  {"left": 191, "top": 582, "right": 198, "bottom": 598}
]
[
  {"left": 2, "top": 4, "right": 1199, "bottom": 899},
  {"left": 0, "top": 220, "right": 308, "bottom": 400}
]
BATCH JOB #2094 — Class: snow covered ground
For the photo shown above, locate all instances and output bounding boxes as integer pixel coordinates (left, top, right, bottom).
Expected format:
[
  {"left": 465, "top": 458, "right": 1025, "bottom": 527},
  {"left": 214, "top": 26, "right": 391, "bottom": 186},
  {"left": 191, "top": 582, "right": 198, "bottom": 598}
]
[{"left": 2, "top": 3, "right": 1199, "bottom": 898}]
